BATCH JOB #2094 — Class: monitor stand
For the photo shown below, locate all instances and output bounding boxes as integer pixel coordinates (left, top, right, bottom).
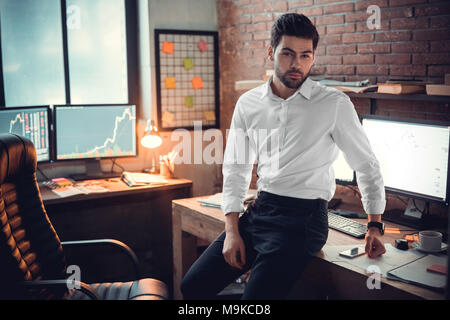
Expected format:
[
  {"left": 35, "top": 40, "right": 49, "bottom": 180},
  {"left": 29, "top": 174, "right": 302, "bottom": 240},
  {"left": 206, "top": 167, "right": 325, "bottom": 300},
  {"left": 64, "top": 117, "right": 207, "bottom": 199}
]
[
  {"left": 382, "top": 199, "right": 440, "bottom": 230},
  {"left": 69, "top": 159, "right": 121, "bottom": 181}
]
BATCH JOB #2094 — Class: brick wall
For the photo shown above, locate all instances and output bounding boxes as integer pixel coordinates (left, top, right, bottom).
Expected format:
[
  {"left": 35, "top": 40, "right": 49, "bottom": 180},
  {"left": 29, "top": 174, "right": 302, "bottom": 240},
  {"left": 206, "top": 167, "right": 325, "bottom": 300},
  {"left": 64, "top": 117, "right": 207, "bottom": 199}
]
[{"left": 217, "top": 0, "right": 450, "bottom": 193}]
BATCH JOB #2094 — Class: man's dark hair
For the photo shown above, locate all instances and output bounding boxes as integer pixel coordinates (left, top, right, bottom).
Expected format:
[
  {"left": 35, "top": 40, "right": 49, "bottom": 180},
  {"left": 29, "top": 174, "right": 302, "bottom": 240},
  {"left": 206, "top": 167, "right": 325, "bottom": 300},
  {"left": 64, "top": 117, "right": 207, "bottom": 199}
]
[{"left": 270, "top": 13, "right": 319, "bottom": 51}]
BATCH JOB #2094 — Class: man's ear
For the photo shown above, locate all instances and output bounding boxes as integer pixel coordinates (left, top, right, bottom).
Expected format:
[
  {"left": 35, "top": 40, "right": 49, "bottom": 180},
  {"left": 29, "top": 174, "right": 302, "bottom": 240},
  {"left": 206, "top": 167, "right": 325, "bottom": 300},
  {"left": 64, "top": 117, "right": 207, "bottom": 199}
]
[{"left": 268, "top": 45, "right": 274, "bottom": 61}]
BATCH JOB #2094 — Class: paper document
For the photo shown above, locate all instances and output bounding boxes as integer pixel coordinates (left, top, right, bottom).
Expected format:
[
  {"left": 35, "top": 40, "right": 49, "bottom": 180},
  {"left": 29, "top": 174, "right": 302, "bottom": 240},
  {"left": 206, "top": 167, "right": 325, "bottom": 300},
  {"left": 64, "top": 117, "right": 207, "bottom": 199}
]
[
  {"left": 51, "top": 186, "right": 85, "bottom": 198},
  {"left": 51, "top": 180, "right": 111, "bottom": 197},
  {"left": 74, "top": 182, "right": 110, "bottom": 194},
  {"left": 198, "top": 190, "right": 258, "bottom": 208}
]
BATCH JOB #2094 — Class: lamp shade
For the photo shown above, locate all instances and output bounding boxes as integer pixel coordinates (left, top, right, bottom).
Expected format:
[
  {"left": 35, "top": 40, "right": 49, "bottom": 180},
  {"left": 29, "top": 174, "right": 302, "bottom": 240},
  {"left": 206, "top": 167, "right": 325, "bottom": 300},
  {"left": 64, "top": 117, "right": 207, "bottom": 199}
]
[{"left": 141, "top": 120, "right": 162, "bottom": 149}]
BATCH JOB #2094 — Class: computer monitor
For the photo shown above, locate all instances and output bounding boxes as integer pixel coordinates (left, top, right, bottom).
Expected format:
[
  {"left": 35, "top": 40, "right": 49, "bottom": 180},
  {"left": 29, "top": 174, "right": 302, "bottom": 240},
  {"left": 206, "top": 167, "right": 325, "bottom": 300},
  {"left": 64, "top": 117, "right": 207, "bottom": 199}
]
[
  {"left": 54, "top": 104, "right": 137, "bottom": 180},
  {"left": 361, "top": 115, "right": 450, "bottom": 228},
  {"left": 333, "top": 150, "right": 355, "bottom": 184},
  {"left": 329, "top": 150, "right": 355, "bottom": 209},
  {"left": 0, "top": 106, "right": 50, "bottom": 162}
]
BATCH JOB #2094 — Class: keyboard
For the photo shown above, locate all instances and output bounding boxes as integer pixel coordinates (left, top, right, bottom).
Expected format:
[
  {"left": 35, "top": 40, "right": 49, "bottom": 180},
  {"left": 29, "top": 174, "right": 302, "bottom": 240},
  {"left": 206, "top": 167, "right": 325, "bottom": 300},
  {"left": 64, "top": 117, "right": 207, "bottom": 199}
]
[{"left": 328, "top": 211, "right": 367, "bottom": 239}]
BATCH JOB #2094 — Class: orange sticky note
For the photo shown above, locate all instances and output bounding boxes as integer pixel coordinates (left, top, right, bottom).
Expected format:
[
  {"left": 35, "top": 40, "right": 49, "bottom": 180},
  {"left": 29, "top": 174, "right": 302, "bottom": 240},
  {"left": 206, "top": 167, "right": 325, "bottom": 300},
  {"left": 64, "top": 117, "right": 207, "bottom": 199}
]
[
  {"left": 165, "top": 77, "right": 176, "bottom": 89},
  {"left": 405, "top": 234, "right": 419, "bottom": 242},
  {"left": 385, "top": 227, "right": 401, "bottom": 234},
  {"left": 192, "top": 76, "right": 204, "bottom": 90},
  {"left": 162, "top": 41, "right": 174, "bottom": 54},
  {"left": 204, "top": 111, "right": 215, "bottom": 121},
  {"left": 162, "top": 111, "right": 174, "bottom": 124}
]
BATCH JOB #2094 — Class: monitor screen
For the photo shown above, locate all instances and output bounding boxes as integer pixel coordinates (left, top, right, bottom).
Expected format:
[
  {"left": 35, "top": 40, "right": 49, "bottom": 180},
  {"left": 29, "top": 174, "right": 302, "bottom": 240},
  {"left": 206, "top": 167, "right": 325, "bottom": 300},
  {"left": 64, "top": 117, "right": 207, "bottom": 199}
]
[
  {"left": 55, "top": 105, "right": 136, "bottom": 160},
  {"left": 0, "top": 106, "right": 50, "bottom": 162},
  {"left": 333, "top": 150, "right": 354, "bottom": 184},
  {"left": 362, "top": 116, "right": 449, "bottom": 203}
]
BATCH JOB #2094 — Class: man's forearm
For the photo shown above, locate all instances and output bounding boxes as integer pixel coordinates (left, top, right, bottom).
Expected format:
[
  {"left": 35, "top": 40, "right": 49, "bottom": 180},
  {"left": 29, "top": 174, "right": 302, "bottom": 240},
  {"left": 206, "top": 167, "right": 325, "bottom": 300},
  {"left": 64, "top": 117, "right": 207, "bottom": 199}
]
[
  {"left": 225, "top": 212, "right": 240, "bottom": 233},
  {"left": 367, "top": 214, "right": 382, "bottom": 223}
]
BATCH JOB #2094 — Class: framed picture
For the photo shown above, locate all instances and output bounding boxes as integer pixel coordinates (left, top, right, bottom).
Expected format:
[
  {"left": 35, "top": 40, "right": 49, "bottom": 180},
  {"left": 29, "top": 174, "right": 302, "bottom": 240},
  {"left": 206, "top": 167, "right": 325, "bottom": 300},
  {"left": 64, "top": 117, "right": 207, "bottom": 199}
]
[{"left": 154, "top": 29, "right": 219, "bottom": 131}]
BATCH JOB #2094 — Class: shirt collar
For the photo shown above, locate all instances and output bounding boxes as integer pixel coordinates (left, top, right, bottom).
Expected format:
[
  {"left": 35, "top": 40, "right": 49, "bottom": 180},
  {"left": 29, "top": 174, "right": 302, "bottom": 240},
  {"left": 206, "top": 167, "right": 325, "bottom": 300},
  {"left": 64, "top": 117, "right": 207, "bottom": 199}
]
[{"left": 260, "top": 76, "right": 314, "bottom": 101}]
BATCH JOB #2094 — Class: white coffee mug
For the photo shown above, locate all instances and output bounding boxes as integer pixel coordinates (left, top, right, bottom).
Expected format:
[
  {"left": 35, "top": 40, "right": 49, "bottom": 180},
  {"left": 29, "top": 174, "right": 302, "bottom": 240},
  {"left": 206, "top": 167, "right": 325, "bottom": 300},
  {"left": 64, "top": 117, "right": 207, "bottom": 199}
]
[{"left": 419, "top": 230, "right": 442, "bottom": 251}]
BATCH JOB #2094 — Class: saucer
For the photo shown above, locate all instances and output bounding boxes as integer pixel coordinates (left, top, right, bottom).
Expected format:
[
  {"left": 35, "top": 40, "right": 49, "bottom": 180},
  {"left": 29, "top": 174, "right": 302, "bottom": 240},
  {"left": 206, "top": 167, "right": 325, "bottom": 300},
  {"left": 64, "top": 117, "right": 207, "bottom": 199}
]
[{"left": 412, "top": 241, "right": 448, "bottom": 253}]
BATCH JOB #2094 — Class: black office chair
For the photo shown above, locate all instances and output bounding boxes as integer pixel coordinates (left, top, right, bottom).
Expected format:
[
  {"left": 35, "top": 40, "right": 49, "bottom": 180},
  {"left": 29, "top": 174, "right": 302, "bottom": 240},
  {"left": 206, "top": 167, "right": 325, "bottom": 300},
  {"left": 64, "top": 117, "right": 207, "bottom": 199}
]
[{"left": 0, "top": 133, "right": 168, "bottom": 300}]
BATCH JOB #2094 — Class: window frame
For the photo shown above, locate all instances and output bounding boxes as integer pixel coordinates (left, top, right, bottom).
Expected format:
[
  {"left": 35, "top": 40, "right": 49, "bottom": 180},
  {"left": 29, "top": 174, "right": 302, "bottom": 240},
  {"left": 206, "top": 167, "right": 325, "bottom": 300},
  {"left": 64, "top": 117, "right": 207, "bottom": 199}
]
[{"left": 0, "top": 0, "right": 138, "bottom": 110}]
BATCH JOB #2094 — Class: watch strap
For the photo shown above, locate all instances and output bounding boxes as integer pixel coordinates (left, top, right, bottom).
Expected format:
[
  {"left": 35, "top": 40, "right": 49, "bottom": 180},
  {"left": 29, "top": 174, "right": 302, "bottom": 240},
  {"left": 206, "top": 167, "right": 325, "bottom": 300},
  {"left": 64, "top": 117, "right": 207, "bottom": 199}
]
[{"left": 367, "top": 221, "right": 385, "bottom": 235}]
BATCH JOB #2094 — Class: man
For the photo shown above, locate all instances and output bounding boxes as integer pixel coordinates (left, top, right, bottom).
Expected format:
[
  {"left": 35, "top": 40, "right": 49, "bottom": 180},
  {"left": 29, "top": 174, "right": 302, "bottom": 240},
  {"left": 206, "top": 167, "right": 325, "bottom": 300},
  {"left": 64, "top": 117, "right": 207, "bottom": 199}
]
[{"left": 181, "top": 13, "right": 386, "bottom": 300}]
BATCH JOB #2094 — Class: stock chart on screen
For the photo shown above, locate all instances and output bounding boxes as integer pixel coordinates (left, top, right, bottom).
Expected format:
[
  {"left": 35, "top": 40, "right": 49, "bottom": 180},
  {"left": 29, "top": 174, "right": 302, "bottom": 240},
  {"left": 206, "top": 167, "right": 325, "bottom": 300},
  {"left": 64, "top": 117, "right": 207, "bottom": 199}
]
[
  {"left": 0, "top": 106, "right": 50, "bottom": 162},
  {"left": 55, "top": 105, "right": 136, "bottom": 160}
]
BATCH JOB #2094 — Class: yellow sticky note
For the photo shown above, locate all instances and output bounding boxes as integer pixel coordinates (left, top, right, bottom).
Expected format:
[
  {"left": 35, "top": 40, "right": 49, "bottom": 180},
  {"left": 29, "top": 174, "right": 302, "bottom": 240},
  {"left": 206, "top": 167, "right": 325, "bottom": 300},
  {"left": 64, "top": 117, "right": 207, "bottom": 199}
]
[
  {"left": 165, "top": 77, "right": 176, "bottom": 89},
  {"left": 204, "top": 111, "right": 216, "bottom": 121},
  {"left": 185, "top": 96, "right": 194, "bottom": 108},
  {"left": 192, "top": 76, "right": 204, "bottom": 90},
  {"left": 162, "top": 41, "right": 174, "bottom": 54},
  {"left": 183, "top": 58, "right": 194, "bottom": 70},
  {"left": 162, "top": 111, "right": 174, "bottom": 124}
]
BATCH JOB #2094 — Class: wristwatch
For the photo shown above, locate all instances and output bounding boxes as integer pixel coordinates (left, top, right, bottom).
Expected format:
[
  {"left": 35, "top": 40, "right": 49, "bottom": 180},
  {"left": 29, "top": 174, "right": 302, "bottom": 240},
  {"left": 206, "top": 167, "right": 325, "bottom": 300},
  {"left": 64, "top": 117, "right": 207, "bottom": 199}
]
[{"left": 367, "top": 221, "right": 385, "bottom": 235}]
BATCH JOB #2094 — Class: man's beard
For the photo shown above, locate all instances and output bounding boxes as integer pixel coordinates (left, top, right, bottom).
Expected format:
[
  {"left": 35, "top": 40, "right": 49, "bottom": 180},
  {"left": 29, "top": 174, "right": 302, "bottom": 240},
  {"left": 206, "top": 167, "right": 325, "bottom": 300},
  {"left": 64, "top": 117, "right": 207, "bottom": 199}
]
[{"left": 275, "top": 67, "right": 310, "bottom": 90}]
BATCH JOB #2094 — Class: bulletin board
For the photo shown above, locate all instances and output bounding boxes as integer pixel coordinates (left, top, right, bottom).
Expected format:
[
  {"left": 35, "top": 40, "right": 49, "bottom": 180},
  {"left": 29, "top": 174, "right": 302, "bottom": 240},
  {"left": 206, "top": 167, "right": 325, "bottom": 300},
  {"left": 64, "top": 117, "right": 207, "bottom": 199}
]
[{"left": 154, "top": 29, "right": 220, "bottom": 131}]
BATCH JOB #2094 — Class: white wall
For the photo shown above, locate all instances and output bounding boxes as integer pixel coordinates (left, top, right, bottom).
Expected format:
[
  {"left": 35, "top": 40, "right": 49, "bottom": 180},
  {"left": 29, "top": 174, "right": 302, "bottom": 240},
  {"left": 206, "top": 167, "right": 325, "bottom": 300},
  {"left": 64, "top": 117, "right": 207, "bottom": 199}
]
[
  {"left": 137, "top": 0, "right": 221, "bottom": 196},
  {"left": 138, "top": 0, "right": 217, "bottom": 122}
]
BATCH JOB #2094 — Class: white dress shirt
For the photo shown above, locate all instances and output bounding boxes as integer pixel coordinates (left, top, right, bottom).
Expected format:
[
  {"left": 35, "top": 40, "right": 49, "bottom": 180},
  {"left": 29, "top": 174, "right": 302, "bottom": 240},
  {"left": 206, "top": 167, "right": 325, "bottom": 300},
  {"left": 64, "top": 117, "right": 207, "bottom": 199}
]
[{"left": 221, "top": 77, "right": 386, "bottom": 216}]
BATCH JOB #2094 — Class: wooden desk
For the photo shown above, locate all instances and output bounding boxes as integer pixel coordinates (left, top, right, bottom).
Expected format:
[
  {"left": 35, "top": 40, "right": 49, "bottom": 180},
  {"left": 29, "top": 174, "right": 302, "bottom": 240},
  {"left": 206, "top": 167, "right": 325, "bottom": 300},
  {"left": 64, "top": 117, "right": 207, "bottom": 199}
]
[
  {"left": 40, "top": 177, "right": 192, "bottom": 297},
  {"left": 172, "top": 196, "right": 444, "bottom": 300}
]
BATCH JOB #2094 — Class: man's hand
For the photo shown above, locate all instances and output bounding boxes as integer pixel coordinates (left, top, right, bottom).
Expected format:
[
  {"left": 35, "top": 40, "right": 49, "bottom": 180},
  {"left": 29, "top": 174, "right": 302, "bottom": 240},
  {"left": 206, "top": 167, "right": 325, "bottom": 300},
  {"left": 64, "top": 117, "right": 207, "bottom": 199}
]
[
  {"left": 223, "top": 213, "right": 246, "bottom": 269},
  {"left": 365, "top": 214, "right": 386, "bottom": 258},
  {"left": 365, "top": 228, "right": 386, "bottom": 258}
]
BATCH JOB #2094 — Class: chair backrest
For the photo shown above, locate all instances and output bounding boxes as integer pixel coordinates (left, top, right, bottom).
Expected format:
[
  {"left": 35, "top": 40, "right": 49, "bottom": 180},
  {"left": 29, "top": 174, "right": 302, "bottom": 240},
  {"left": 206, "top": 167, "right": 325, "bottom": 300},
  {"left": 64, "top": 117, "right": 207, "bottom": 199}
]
[{"left": 0, "top": 134, "right": 67, "bottom": 299}]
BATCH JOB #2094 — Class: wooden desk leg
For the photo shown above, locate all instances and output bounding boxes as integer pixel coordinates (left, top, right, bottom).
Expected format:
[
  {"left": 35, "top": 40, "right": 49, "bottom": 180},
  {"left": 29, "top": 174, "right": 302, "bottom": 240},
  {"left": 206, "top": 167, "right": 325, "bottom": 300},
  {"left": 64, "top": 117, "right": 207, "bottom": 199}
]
[
  {"left": 172, "top": 210, "right": 197, "bottom": 300},
  {"left": 172, "top": 210, "right": 183, "bottom": 300}
]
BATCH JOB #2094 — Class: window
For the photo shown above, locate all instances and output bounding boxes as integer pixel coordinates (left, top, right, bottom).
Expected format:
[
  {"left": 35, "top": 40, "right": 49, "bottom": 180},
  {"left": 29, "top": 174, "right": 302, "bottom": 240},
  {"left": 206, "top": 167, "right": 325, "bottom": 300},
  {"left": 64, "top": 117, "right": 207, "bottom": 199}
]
[
  {"left": 0, "top": 0, "right": 66, "bottom": 106},
  {"left": 66, "top": 0, "right": 128, "bottom": 104},
  {"left": 0, "top": 0, "right": 133, "bottom": 107}
]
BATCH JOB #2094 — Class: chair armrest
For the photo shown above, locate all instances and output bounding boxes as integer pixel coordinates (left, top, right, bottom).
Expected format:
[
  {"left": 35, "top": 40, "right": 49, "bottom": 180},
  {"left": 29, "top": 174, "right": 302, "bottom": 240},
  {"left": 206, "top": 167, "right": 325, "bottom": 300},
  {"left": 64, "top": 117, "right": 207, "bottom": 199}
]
[
  {"left": 61, "top": 239, "right": 141, "bottom": 279},
  {"left": 21, "top": 280, "right": 100, "bottom": 300}
]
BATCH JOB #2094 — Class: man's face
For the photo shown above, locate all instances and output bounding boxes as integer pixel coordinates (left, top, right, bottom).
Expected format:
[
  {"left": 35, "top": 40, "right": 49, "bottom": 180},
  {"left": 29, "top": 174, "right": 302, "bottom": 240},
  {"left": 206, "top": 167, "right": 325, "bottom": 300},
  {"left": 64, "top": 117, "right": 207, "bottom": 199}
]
[{"left": 269, "top": 35, "right": 315, "bottom": 90}]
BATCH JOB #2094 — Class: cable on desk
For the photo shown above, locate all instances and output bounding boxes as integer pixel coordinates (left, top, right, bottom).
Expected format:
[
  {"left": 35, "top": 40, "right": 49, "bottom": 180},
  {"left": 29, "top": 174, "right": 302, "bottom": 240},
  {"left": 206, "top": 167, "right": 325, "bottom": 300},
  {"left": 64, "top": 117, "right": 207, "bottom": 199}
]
[
  {"left": 342, "top": 185, "right": 361, "bottom": 198},
  {"left": 389, "top": 195, "right": 408, "bottom": 206},
  {"left": 37, "top": 166, "right": 49, "bottom": 181},
  {"left": 110, "top": 159, "right": 125, "bottom": 174},
  {"left": 413, "top": 199, "right": 429, "bottom": 215}
]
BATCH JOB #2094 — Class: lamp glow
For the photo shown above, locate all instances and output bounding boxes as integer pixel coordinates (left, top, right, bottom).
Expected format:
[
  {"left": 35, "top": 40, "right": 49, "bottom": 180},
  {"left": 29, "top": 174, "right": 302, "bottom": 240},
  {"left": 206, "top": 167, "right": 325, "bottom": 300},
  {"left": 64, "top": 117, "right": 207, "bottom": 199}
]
[
  {"left": 140, "top": 120, "right": 162, "bottom": 149},
  {"left": 141, "top": 120, "right": 162, "bottom": 174}
]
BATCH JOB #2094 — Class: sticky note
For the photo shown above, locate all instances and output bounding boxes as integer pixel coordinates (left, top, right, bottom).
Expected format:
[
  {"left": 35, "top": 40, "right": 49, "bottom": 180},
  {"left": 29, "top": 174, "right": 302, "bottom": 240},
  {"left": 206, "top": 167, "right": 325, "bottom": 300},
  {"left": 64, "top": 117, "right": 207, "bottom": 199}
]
[
  {"left": 185, "top": 96, "right": 194, "bottom": 108},
  {"left": 162, "top": 111, "right": 174, "bottom": 124},
  {"left": 192, "top": 76, "right": 204, "bottom": 90},
  {"left": 183, "top": 58, "right": 194, "bottom": 70},
  {"left": 162, "top": 41, "right": 174, "bottom": 54},
  {"left": 204, "top": 111, "right": 216, "bottom": 121},
  {"left": 197, "top": 39, "right": 208, "bottom": 52},
  {"left": 165, "top": 77, "right": 176, "bottom": 89}
]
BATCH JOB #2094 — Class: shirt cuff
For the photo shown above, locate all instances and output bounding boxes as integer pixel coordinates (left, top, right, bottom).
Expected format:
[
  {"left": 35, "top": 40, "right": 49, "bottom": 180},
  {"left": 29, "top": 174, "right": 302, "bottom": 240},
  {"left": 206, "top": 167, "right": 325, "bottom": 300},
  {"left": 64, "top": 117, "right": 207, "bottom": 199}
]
[
  {"left": 221, "top": 195, "right": 245, "bottom": 216},
  {"left": 361, "top": 199, "right": 386, "bottom": 215}
]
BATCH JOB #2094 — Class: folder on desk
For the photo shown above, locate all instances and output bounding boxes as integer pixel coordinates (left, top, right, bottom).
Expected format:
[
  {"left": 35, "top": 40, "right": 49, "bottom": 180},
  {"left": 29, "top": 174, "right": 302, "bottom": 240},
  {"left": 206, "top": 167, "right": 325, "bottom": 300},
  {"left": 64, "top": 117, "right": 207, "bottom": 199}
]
[
  {"left": 386, "top": 254, "right": 447, "bottom": 291},
  {"left": 121, "top": 171, "right": 168, "bottom": 187}
]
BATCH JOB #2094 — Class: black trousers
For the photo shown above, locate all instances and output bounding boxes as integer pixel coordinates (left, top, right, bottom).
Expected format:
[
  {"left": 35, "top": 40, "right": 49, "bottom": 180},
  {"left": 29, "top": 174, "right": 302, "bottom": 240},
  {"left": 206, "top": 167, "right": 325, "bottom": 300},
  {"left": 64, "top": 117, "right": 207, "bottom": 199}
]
[{"left": 180, "top": 191, "right": 329, "bottom": 300}]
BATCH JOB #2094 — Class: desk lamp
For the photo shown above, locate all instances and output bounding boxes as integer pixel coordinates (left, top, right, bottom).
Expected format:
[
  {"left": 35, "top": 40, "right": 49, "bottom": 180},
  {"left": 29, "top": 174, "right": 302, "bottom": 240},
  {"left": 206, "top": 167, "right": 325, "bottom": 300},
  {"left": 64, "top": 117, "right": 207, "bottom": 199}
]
[{"left": 141, "top": 120, "right": 162, "bottom": 173}]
